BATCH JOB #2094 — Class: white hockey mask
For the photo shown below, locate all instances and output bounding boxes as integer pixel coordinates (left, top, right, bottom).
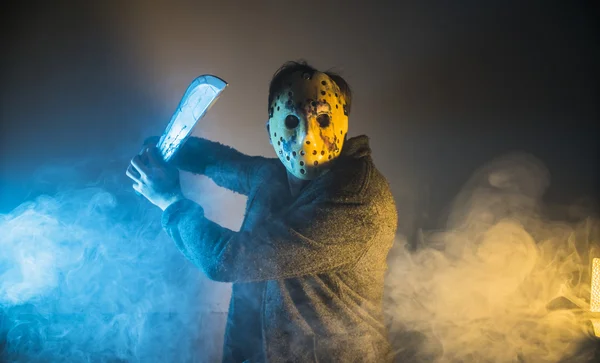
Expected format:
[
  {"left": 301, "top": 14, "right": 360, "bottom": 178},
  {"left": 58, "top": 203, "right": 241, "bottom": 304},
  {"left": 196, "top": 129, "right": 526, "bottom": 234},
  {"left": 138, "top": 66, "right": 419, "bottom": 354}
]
[{"left": 268, "top": 70, "right": 349, "bottom": 180}]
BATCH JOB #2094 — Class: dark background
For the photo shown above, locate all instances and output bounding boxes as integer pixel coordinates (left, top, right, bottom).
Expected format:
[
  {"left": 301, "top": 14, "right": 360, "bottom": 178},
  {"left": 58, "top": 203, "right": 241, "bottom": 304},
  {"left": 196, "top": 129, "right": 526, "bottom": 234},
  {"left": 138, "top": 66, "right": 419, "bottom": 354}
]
[
  {"left": 1, "top": 1, "right": 599, "bottom": 361},
  {"left": 1, "top": 0, "right": 599, "bottom": 236}
]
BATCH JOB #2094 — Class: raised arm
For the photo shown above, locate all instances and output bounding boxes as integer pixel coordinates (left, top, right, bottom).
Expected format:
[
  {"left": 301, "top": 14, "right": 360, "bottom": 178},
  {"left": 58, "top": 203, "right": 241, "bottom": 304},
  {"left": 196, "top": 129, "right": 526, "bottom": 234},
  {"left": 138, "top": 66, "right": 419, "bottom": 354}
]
[
  {"left": 161, "top": 196, "right": 378, "bottom": 283},
  {"left": 169, "top": 136, "right": 268, "bottom": 196}
]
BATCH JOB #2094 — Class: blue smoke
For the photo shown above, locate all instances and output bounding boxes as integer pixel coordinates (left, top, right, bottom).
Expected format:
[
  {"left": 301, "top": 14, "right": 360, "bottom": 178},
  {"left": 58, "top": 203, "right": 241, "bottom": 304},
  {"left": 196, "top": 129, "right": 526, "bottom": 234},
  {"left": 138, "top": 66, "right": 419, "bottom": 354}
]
[{"left": 0, "top": 161, "right": 229, "bottom": 362}]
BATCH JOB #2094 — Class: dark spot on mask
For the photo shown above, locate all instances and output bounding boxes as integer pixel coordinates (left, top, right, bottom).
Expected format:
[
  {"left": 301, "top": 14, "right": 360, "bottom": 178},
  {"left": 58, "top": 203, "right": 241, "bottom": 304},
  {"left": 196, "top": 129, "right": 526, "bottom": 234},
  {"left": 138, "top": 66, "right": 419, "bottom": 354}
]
[
  {"left": 277, "top": 106, "right": 280, "bottom": 111},
  {"left": 336, "top": 104, "right": 338, "bottom": 109},
  {"left": 321, "top": 90, "right": 326, "bottom": 96},
  {"left": 343, "top": 104, "right": 348, "bottom": 116},
  {"left": 335, "top": 93, "right": 338, "bottom": 97},
  {"left": 306, "top": 140, "right": 310, "bottom": 145},
  {"left": 299, "top": 161, "right": 304, "bottom": 166},
  {"left": 286, "top": 155, "right": 290, "bottom": 161},
  {"left": 314, "top": 161, "right": 319, "bottom": 166},
  {"left": 300, "top": 150, "right": 305, "bottom": 156},
  {"left": 277, "top": 141, "right": 280, "bottom": 146},
  {"left": 321, "top": 150, "right": 325, "bottom": 155},
  {"left": 292, "top": 151, "right": 296, "bottom": 157},
  {"left": 300, "top": 169, "right": 305, "bottom": 174},
  {"left": 311, "top": 101, "right": 316, "bottom": 107},
  {"left": 321, "top": 80, "right": 327, "bottom": 85},
  {"left": 285, "top": 99, "right": 295, "bottom": 111},
  {"left": 312, "top": 150, "right": 317, "bottom": 155},
  {"left": 269, "top": 107, "right": 274, "bottom": 118}
]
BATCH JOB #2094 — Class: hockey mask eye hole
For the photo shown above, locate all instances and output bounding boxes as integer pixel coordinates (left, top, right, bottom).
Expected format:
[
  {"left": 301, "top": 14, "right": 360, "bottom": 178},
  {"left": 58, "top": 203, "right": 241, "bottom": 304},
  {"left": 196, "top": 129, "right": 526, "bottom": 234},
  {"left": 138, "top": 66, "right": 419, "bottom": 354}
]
[
  {"left": 316, "top": 114, "right": 331, "bottom": 128},
  {"left": 285, "top": 115, "right": 300, "bottom": 129}
]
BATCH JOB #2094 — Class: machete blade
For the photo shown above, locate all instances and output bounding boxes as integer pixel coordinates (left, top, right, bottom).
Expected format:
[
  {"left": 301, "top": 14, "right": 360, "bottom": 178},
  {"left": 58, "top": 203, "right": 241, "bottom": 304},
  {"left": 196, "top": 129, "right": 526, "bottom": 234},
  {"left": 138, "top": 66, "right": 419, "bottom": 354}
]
[{"left": 157, "top": 75, "right": 228, "bottom": 161}]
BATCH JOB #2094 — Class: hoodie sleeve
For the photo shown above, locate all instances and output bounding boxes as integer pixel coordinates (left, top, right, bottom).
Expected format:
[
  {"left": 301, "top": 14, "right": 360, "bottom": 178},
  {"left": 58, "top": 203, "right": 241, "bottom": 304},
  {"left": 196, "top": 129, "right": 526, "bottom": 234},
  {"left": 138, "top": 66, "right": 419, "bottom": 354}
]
[
  {"left": 161, "top": 197, "right": 377, "bottom": 282},
  {"left": 169, "top": 136, "right": 267, "bottom": 196}
]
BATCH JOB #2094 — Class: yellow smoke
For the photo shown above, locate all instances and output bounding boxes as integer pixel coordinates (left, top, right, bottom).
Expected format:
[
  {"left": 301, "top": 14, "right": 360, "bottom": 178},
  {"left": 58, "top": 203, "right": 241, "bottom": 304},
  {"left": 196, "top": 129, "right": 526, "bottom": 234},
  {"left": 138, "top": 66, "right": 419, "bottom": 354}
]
[{"left": 385, "top": 152, "right": 599, "bottom": 363}]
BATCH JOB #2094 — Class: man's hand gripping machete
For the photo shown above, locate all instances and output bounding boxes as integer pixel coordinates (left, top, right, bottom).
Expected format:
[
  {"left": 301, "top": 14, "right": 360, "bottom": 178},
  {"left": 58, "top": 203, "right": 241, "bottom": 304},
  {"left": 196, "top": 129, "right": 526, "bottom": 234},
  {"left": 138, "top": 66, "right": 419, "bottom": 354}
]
[{"left": 127, "top": 75, "right": 227, "bottom": 209}]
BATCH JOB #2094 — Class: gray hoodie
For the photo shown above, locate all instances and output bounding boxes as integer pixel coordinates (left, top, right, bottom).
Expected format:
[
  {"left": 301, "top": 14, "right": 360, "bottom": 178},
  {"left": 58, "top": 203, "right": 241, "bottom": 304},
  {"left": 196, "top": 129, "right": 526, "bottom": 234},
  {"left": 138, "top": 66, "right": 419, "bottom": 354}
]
[{"left": 162, "top": 135, "right": 398, "bottom": 362}]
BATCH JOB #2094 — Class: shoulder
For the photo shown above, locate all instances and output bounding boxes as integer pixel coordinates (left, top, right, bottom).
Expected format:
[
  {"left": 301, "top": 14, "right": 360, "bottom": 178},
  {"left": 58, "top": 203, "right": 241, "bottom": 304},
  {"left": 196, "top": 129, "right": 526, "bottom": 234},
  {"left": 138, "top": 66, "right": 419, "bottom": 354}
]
[
  {"left": 325, "top": 154, "right": 373, "bottom": 202},
  {"left": 321, "top": 135, "right": 394, "bottom": 205}
]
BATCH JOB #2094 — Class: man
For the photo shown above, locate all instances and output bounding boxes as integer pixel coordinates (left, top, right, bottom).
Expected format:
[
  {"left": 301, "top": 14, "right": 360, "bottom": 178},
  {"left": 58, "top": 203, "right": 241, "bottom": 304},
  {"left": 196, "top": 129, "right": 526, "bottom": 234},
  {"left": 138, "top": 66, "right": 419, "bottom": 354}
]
[{"left": 127, "top": 61, "right": 398, "bottom": 362}]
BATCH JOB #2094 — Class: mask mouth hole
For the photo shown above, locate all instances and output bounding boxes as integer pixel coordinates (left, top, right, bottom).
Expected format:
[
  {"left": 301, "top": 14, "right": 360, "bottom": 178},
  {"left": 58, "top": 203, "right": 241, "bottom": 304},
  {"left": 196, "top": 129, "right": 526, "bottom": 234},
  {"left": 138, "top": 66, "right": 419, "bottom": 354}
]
[{"left": 285, "top": 115, "right": 300, "bottom": 129}]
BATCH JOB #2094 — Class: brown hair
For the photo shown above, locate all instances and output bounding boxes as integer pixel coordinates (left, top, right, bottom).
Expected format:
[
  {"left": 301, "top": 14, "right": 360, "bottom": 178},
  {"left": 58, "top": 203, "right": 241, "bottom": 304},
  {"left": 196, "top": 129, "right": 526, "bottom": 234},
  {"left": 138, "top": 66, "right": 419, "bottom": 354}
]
[{"left": 267, "top": 60, "right": 352, "bottom": 115}]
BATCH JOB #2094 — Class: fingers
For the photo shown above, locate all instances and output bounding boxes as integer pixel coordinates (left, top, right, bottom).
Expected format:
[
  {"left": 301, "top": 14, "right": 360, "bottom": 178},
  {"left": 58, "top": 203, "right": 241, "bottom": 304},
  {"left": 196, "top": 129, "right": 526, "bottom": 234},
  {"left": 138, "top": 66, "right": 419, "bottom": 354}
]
[
  {"left": 126, "top": 164, "right": 141, "bottom": 183},
  {"left": 128, "top": 165, "right": 143, "bottom": 196},
  {"left": 130, "top": 155, "right": 149, "bottom": 179},
  {"left": 128, "top": 147, "right": 166, "bottom": 182},
  {"left": 132, "top": 182, "right": 148, "bottom": 199},
  {"left": 132, "top": 182, "right": 142, "bottom": 194},
  {"left": 129, "top": 139, "right": 161, "bottom": 200}
]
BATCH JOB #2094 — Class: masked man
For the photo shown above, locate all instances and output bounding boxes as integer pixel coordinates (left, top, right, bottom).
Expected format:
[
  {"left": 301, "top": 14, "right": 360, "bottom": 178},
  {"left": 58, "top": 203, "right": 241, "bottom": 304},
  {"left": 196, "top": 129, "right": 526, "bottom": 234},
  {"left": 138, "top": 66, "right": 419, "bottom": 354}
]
[{"left": 127, "top": 61, "right": 398, "bottom": 362}]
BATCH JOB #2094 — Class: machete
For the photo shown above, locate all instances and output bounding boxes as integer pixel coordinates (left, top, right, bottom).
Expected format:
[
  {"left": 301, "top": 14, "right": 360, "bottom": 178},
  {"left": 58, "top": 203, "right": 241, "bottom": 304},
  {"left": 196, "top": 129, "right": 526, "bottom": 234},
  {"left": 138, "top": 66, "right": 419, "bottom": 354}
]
[{"left": 156, "top": 75, "right": 228, "bottom": 161}]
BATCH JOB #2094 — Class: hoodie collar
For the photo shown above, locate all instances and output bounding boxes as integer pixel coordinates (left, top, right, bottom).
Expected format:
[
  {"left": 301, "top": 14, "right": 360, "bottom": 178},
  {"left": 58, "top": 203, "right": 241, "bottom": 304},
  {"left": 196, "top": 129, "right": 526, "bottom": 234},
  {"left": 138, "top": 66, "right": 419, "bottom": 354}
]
[{"left": 339, "top": 135, "right": 371, "bottom": 160}]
